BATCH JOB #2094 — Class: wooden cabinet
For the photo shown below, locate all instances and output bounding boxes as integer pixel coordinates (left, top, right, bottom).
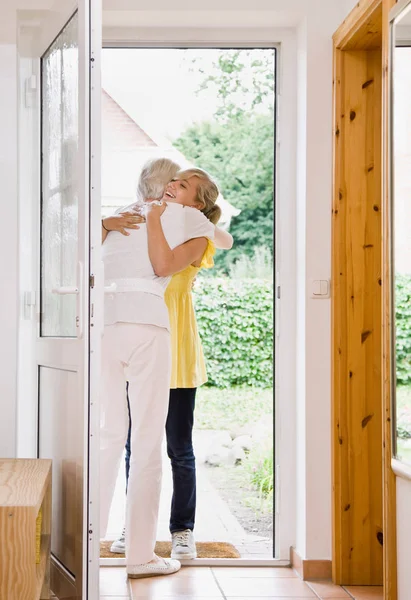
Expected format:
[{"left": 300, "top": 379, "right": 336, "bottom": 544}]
[{"left": 0, "top": 459, "right": 52, "bottom": 600}]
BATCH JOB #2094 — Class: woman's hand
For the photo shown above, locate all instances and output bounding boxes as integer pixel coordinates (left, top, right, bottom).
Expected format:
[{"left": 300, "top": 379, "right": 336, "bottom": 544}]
[
  {"left": 145, "top": 200, "right": 167, "bottom": 219},
  {"left": 102, "top": 212, "right": 145, "bottom": 236}
]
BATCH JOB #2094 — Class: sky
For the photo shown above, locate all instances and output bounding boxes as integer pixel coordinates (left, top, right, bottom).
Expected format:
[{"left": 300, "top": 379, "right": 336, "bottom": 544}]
[{"left": 102, "top": 48, "right": 274, "bottom": 141}]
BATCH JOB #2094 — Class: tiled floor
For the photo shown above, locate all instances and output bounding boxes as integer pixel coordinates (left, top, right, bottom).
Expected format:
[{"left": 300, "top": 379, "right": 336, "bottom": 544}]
[{"left": 99, "top": 566, "right": 384, "bottom": 600}]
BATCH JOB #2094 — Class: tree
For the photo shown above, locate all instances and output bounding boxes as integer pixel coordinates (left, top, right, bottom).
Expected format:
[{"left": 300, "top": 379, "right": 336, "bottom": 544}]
[
  {"left": 175, "top": 49, "right": 275, "bottom": 273},
  {"left": 175, "top": 113, "right": 274, "bottom": 271},
  {"left": 191, "top": 49, "right": 275, "bottom": 122}
]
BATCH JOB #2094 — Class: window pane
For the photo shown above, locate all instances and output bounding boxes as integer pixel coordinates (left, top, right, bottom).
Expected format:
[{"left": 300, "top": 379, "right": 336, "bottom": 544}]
[
  {"left": 41, "top": 14, "right": 78, "bottom": 337},
  {"left": 394, "top": 46, "right": 411, "bottom": 465}
]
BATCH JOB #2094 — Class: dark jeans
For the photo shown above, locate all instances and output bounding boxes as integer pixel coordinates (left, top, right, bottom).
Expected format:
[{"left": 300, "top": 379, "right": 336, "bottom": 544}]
[{"left": 125, "top": 383, "right": 197, "bottom": 534}]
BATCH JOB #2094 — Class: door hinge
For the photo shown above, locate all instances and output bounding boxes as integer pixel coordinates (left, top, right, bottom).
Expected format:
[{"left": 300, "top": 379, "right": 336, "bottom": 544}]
[
  {"left": 89, "top": 274, "right": 95, "bottom": 288},
  {"left": 24, "top": 75, "right": 37, "bottom": 108},
  {"left": 23, "top": 290, "right": 37, "bottom": 320}
]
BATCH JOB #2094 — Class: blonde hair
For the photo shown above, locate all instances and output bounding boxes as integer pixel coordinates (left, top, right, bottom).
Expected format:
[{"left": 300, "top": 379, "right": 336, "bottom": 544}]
[{"left": 176, "top": 168, "right": 221, "bottom": 225}]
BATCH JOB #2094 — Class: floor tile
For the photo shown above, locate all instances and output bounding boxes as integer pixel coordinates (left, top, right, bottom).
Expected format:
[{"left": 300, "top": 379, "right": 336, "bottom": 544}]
[
  {"left": 212, "top": 567, "right": 297, "bottom": 579},
  {"left": 129, "top": 572, "right": 222, "bottom": 598},
  {"left": 307, "top": 581, "right": 351, "bottom": 597},
  {"left": 343, "top": 587, "right": 383, "bottom": 600},
  {"left": 218, "top": 577, "right": 316, "bottom": 597},
  {"left": 173, "top": 567, "right": 215, "bottom": 578},
  {"left": 100, "top": 567, "right": 130, "bottom": 596}
]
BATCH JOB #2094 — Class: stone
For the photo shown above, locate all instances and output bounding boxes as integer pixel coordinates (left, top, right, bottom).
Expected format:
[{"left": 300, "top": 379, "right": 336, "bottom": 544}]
[
  {"left": 232, "top": 435, "right": 253, "bottom": 452},
  {"left": 210, "top": 431, "right": 233, "bottom": 448},
  {"left": 205, "top": 446, "right": 236, "bottom": 467},
  {"left": 230, "top": 445, "right": 246, "bottom": 464}
]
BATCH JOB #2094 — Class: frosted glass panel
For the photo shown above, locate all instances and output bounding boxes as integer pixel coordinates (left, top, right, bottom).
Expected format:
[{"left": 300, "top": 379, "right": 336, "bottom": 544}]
[{"left": 41, "top": 14, "right": 78, "bottom": 337}]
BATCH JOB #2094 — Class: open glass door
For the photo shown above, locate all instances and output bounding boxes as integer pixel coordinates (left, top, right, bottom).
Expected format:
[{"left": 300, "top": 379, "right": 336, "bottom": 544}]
[{"left": 33, "top": 1, "right": 101, "bottom": 598}]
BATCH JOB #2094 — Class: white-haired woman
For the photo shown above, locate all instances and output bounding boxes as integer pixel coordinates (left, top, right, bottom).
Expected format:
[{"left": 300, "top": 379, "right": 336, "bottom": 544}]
[{"left": 100, "top": 159, "right": 232, "bottom": 579}]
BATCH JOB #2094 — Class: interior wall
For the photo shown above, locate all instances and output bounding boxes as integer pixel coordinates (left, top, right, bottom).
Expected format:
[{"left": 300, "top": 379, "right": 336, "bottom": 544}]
[
  {"left": 0, "top": 44, "right": 18, "bottom": 459},
  {"left": 292, "top": 3, "right": 357, "bottom": 560},
  {"left": 17, "top": 53, "right": 39, "bottom": 459}
]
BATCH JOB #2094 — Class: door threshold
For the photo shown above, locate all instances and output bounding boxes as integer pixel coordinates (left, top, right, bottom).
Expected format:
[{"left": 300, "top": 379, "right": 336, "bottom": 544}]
[{"left": 100, "top": 557, "right": 290, "bottom": 567}]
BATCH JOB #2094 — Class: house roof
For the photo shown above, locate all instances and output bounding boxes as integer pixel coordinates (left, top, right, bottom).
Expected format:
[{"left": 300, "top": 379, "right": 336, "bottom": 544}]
[{"left": 102, "top": 89, "right": 157, "bottom": 149}]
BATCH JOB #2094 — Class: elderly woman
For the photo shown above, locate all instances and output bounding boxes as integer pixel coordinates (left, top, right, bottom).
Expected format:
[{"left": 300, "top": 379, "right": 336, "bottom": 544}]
[{"left": 100, "top": 158, "right": 229, "bottom": 579}]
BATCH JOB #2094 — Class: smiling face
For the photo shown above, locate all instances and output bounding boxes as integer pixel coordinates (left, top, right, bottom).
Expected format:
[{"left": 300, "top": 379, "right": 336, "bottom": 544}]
[{"left": 162, "top": 176, "right": 203, "bottom": 209}]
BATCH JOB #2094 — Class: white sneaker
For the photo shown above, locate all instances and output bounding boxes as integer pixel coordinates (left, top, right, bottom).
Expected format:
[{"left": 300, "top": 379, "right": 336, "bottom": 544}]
[
  {"left": 110, "top": 528, "right": 125, "bottom": 554},
  {"left": 171, "top": 529, "right": 197, "bottom": 559},
  {"left": 127, "top": 555, "right": 181, "bottom": 579}
]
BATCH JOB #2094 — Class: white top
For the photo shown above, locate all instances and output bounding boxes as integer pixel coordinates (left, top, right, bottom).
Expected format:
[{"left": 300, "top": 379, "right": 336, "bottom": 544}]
[{"left": 102, "top": 202, "right": 215, "bottom": 330}]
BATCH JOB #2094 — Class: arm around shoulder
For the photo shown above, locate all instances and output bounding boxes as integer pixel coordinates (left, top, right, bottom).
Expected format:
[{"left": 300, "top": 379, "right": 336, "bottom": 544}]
[{"left": 184, "top": 206, "right": 215, "bottom": 242}]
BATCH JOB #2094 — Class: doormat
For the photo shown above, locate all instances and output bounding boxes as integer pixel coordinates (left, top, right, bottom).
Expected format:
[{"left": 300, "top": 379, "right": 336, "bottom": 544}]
[{"left": 100, "top": 540, "right": 241, "bottom": 559}]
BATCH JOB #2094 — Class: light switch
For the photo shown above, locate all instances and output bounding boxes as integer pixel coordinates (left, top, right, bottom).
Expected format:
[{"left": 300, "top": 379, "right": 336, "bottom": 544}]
[
  {"left": 311, "top": 279, "right": 330, "bottom": 299},
  {"left": 320, "top": 280, "right": 329, "bottom": 295},
  {"left": 312, "top": 280, "right": 322, "bottom": 295}
]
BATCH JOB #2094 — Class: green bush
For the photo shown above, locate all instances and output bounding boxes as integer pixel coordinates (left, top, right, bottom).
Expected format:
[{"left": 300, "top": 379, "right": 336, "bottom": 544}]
[
  {"left": 395, "top": 274, "right": 411, "bottom": 385},
  {"left": 247, "top": 448, "right": 274, "bottom": 498},
  {"left": 193, "top": 277, "right": 273, "bottom": 388}
]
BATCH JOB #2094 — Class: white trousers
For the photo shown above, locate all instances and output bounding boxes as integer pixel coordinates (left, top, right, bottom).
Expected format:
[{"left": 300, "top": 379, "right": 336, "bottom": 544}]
[{"left": 99, "top": 322, "right": 171, "bottom": 565}]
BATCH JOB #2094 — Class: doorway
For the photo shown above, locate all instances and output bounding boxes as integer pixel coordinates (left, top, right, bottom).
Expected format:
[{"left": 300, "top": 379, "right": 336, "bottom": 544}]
[{"left": 99, "top": 46, "right": 276, "bottom": 564}]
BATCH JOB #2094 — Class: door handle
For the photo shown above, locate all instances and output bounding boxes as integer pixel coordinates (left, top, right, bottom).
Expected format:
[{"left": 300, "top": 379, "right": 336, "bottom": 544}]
[
  {"left": 51, "top": 286, "right": 79, "bottom": 295},
  {"left": 104, "top": 283, "right": 117, "bottom": 293}
]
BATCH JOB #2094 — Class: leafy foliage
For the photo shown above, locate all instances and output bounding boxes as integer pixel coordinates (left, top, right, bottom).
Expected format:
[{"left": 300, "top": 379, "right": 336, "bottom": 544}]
[
  {"left": 174, "top": 49, "right": 275, "bottom": 273},
  {"left": 175, "top": 114, "right": 274, "bottom": 272},
  {"left": 229, "top": 246, "right": 273, "bottom": 280},
  {"left": 192, "top": 49, "right": 275, "bottom": 122},
  {"left": 194, "top": 277, "right": 273, "bottom": 388},
  {"left": 395, "top": 274, "right": 411, "bottom": 385},
  {"left": 247, "top": 447, "right": 274, "bottom": 499}
]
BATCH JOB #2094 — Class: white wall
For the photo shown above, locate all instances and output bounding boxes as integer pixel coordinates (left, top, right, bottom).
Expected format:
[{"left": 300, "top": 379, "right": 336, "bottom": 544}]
[
  {"left": 0, "top": 44, "right": 18, "bottom": 459},
  {"left": 16, "top": 54, "right": 39, "bottom": 458}
]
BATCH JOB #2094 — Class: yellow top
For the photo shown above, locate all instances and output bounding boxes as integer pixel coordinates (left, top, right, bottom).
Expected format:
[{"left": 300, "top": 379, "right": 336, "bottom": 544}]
[{"left": 165, "top": 240, "right": 215, "bottom": 389}]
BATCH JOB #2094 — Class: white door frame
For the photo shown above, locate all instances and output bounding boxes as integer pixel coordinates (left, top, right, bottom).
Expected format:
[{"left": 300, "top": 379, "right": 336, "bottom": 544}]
[{"left": 100, "top": 25, "right": 298, "bottom": 565}]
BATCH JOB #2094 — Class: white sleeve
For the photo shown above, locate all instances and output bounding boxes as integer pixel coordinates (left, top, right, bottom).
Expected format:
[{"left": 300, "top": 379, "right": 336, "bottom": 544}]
[
  {"left": 183, "top": 207, "right": 215, "bottom": 243},
  {"left": 114, "top": 202, "right": 138, "bottom": 215}
]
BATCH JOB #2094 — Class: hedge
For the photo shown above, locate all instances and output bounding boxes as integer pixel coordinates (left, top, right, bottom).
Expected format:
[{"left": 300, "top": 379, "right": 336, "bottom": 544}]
[
  {"left": 192, "top": 274, "right": 411, "bottom": 388},
  {"left": 396, "top": 274, "right": 411, "bottom": 385},
  {"left": 193, "top": 278, "right": 273, "bottom": 388}
]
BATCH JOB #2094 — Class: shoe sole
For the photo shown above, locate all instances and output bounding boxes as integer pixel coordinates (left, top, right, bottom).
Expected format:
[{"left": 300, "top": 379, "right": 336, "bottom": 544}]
[
  {"left": 128, "top": 568, "right": 181, "bottom": 579},
  {"left": 171, "top": 552, "right": 197, "bottom": 560},
  {"left": 110, "top": 546, "right": 125, "bottom": 554}
]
